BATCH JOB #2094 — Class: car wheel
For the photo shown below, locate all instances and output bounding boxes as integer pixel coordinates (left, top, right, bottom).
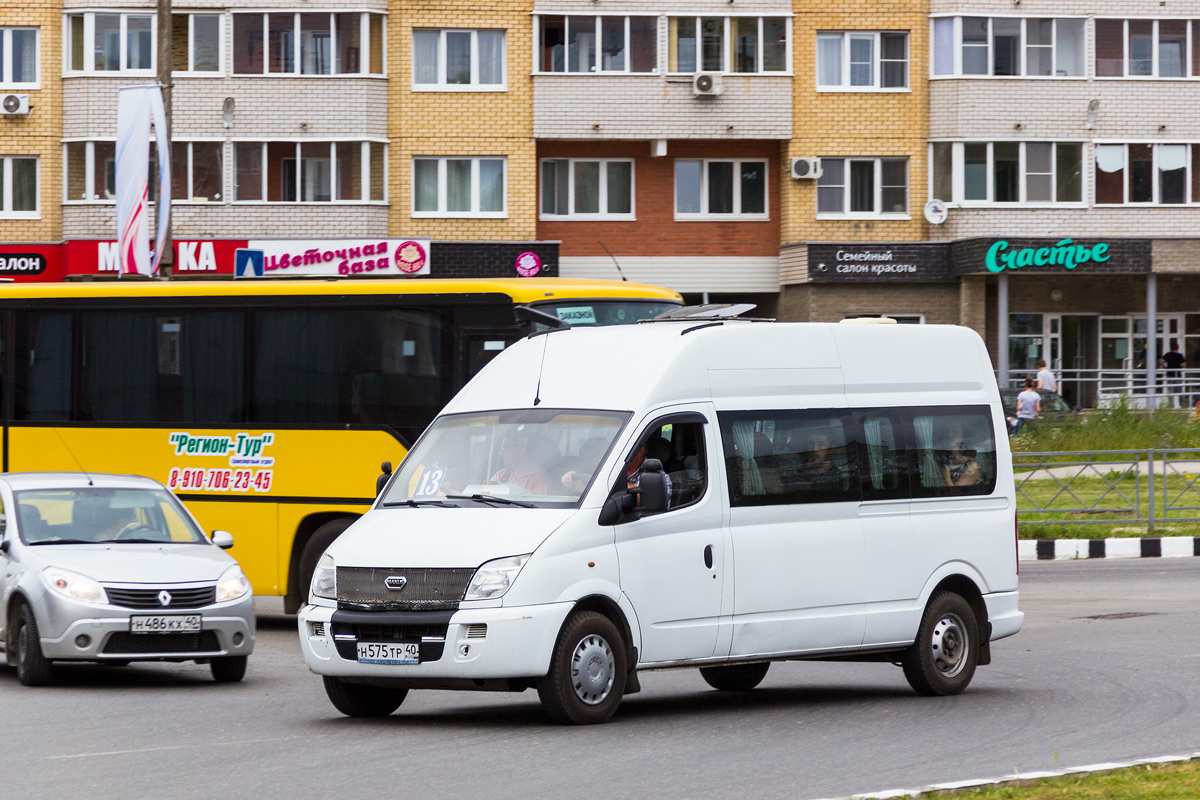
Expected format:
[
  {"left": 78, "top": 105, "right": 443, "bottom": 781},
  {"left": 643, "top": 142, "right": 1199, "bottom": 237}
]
[
  {"left": 15, "top": 605, "right": 53, "bottom": 687},
  {"left": 210, "top": 655, "right": 248, "bottom": 683},
  {"left": 699, "top": 662, "right": 770, "bottom": 692},
  {"left": 322, "top": 676, "right": 408, "bottom": 718},
  {"left": 902, "top": 591, "right": 979, "bottom": 697},
  {"left": 536, "top": 611, "right": 627, "bottom": 725}
]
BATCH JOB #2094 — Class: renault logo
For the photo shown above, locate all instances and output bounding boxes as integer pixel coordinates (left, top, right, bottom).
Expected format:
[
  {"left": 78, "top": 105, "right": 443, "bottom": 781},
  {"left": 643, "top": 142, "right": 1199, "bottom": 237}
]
[
  {"left": 384, "top": 576, "right": 408, "bottom": 591},
  {"left": 158, "top": 590, "right": 172, "bottom": 607}
]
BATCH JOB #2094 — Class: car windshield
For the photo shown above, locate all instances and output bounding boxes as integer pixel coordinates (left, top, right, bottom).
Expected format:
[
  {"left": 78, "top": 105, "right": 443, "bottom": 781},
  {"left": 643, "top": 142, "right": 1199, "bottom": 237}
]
[
  {"left": 14, "top": 487, "right": 207, "bottom": 545},
  {"left": 382, "top": 409, "right": 630, "bottom": 508}
]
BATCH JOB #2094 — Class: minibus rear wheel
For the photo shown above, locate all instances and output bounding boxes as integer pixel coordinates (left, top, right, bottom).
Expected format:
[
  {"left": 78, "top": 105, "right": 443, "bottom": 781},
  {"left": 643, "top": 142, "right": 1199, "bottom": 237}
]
[
  {"left": 323, "top": 676, "right": 408, "bottom": 717},
  {"left": 902, "top": 591, "right": 979, "bottom": 696},
  {"left": 699, "top": 662, "right": 770, "bottom": 691},
  {"left": 537, "top": 611, "right": 627, "bottom": 724}
]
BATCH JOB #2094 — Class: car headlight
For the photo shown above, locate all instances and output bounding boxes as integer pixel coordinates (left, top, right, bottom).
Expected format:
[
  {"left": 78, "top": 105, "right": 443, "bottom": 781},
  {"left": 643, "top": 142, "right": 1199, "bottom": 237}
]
[
  {"left": 464, "top": 554, "right": 531, "bottom": 601},
  {"left": 43, "top": 567, "right": 108, "bottom": 605},
  {"left": 216, "top": 565, "right": 251, "bottom": 603},
  {"left": 310, "top": 554, "right": 336, "bottom": 601}
]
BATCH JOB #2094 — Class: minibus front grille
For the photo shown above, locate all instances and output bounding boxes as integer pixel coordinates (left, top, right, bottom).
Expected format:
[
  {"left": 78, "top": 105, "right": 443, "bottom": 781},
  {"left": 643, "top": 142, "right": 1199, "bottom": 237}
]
[{"left": 336, "top": 567, "right": 475, "bottom": 611}]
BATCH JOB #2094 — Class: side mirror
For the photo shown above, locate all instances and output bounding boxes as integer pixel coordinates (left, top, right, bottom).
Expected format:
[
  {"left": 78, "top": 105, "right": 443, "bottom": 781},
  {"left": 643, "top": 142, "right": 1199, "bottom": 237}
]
[
  {"left": 376, "top": 461, "right": 393, "bottom": 497},
  {"left": 636, "top": 459, "right": 669, "bottom": 514},
  {"left": 210, "top": 530, "right": 234, "bottom": 550}
]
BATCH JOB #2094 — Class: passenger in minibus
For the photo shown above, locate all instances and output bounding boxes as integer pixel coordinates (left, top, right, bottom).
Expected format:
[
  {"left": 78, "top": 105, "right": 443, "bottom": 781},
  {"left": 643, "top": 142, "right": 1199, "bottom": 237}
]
[{"left": 939, "top": 423, "right": 984, "bottom": 487}]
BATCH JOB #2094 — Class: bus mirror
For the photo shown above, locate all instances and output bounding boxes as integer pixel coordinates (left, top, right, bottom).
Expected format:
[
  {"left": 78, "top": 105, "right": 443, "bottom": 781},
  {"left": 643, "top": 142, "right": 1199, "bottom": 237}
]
[{"left": 376, "top": 462, "right": 393, "bottom": 497}]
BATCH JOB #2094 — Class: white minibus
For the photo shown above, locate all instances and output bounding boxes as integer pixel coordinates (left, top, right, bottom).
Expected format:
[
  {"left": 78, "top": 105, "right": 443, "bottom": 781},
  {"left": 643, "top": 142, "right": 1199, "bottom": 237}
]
[{"left": 298, "top": 313, "right": 1023, "bottom": 724}]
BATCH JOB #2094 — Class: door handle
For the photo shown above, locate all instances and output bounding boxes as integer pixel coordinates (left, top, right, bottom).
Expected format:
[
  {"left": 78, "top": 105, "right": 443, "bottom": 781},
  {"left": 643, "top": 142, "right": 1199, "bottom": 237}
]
[{"left": 703, "top": 544, "right": 713, "bottom": 569}]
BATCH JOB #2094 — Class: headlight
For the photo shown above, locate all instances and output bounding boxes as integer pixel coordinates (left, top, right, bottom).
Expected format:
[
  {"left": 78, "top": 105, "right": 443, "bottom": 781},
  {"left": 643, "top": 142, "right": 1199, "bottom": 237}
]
[
  {"left": 464, "top": 554, "right": 530, "bottom": 601},
  {"left": 310, "top": 554, "right": 336, "bottom": 601},
  {"left": 43, "top": 567, "right": 108, "bottom": 605},
  {"left": 216, "top": 565, "right": 251, "bottom": 603}
]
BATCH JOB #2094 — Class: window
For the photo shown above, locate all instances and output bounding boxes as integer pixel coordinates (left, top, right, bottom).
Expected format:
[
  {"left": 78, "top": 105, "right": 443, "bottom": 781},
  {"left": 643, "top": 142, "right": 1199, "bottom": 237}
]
[
  {"left": 64, "top": 141, "right": 160, "bottom": 203},
  {"left": 232, "top": 12, "right": 384, "bottom": 75},
  {"left": 1096, "top": 19, "right": 1197, "bottom": 77},
  {"left": 66, "top": 13, "right": 155, "bottom": 73},
  {"left": 817, "top": 31, "right": 907, "bottom": 89},
  {"left": 932, "top": 17, "right": 1084, "bottom": 77},
  {"left": 910, "top": 408, "right": 996, "bottom": 498},
  {"left": 413, "top": 29, "right": 505, "bottom": 88},
  {"left": 412, "top": 156, "right": 506, "bottom": 217},
  {"left": 624, "top": 420, "right": 708, "bottom": 510},
  {"left": 234, "top": 141, "right": 385, "bottom": 203},
  {"left": 537, "top": 16, "right": 658, "bottom": 73},
  {"left": 817, "top": 157, "right": 907, "bottom": 216},
  {"left": 674, "top": 159, "right": 767, "bottom": 218},
  {"left": 540, "top": 158, "right": 634, "bottom": 218},
  {"left": 720, "top": 411, "right": 858, "bottom": 506},
  {"left": 0, "top": 28, "right": 38, "bottom": 85},
  {"left": 1094, "top": 143, "right": 1196, "bottom": 205},
  {"left": 170, "top": 14, "right": 221, "bottom": 73},
  {"left": 0, "top": 156, "right": 37, "bottom": 216},
  {"left": 669, "top": 17, "right": 788, "bottom": 73},
  {"left": 169, "top": 142, "right": 223, "bottom": 202},
  {"left": 933, "top": 142, "right": 1082, "bottom": 204}
]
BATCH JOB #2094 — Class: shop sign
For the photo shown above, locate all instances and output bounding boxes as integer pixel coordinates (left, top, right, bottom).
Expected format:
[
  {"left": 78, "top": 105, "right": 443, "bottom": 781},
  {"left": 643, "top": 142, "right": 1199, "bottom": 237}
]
[
  {"left": 807, "top": 242, "right": 953, "bottom": 283},
  {"left": 985, "top": 239, "right": 1110, "bottom": 273},
  {"left": 0, "top": 244, "right": 63, "bottom": 282}
]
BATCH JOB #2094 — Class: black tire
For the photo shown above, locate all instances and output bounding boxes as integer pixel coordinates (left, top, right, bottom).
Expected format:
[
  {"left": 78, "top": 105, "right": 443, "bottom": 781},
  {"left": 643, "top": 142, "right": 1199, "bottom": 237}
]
[
  {"left": 291, "top": 518, "right": 355, "bottom": 611},
  {"left": 699, "top": 661, "right": 770, "bottom": 692},
  {"left": 15, "top": 605, "right": 52, "bottom": 686},
  {"left": 211, "top": 655, "right": 248, "bottom": 683},
  {"left": 902, "top": 591, "right": 979, "bottom": 696},
  {"left": 322, "top": 676, "right": 408, "bottom": 718},
  {"left": 536, "top": 611, "right": 627, "bottom": 725}
]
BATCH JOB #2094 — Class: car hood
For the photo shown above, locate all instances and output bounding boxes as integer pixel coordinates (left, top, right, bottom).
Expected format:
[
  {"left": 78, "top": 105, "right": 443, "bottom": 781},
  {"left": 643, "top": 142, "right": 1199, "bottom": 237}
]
[
  {"left": 29, "top": 543, "right": 236, "bottom": 584},
  {"left": 327, "top": 507, "right": 576, "bottom": 568}
]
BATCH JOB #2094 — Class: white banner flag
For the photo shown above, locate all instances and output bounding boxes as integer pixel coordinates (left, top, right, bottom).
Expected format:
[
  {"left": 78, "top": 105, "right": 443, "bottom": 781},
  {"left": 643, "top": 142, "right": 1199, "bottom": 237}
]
[{"left": 115, "top": 85, "right": 171, "bottom": 276}]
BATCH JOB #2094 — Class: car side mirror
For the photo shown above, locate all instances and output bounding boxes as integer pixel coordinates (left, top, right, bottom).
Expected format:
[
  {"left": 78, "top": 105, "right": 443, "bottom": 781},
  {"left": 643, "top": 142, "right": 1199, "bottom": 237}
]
[
  {"left": 376, "top": 461, "right": 393, "bottom": 497},
  {"left": 210, "top": 530, "right": 234, "bottom": 550},
  {"left": 636, "top": 459, "right": 669, "bottom": 514}
]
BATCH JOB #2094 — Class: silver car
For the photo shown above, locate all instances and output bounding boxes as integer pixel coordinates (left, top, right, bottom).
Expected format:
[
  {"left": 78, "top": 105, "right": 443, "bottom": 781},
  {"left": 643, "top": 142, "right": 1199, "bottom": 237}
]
[{"left": 0, "top": 473, "right": 255, "bottom": 685}]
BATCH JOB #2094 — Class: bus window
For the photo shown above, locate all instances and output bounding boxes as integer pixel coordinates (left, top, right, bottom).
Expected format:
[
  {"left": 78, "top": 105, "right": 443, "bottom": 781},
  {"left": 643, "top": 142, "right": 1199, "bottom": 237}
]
[{"left": 14, "top": 312, "right": 72, "bottom": 421}]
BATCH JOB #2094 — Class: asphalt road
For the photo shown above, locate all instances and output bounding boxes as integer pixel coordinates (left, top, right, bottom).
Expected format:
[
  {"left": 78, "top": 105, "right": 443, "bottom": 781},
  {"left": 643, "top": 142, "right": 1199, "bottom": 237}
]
[{"left": 2, "top": 559, "right": 1197, "bottom": 800}]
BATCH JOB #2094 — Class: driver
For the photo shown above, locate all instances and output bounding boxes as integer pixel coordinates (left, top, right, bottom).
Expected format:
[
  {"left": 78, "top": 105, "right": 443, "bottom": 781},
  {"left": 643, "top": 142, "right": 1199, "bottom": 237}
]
[
  {"left": 490, "top": 435, "right": 554, "bottom": 495},
  {"left": 95, "top": 507, "right": 143, "bottom": 541}
]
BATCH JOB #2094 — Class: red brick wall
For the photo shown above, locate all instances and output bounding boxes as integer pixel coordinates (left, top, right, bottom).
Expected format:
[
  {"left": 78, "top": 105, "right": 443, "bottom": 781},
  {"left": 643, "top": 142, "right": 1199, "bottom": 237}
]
[{"left": 537, "top": 140, "right": 782, "bottom": 258}]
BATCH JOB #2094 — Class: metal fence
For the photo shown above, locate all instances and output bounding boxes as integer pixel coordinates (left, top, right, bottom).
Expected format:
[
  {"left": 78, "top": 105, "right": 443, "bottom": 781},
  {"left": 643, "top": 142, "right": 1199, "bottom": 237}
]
[
  {"left": 1001, "top": 368, "right": 1200, "bottom": 410},
  {"left": 1014, "top": 448, "right": 1200, "bottom": 531}
]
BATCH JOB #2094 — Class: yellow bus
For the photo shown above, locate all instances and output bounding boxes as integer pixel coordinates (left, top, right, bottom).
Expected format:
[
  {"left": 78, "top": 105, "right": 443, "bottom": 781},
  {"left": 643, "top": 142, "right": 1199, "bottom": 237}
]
[{"left": 1, "top": 277, "right": 681, "bottom": 611}]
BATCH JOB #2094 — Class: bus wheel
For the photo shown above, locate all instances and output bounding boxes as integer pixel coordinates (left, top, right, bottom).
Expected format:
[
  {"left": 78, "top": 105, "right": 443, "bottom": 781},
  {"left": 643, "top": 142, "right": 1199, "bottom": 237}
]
[
  {"left": 699, "top": 662, "right": 770, "bottom": 691},
  {"left": 902, "top": 591, "right": 979, "bottom": 697},
  {"left": 294, "top": 518, "right": 354, "bottom": 608},
  {"left": 536, "top": 611, "right": 627, "bottom": 725},
  {"left": 323, "top": 676, "right": 408, "bottom": 718}
]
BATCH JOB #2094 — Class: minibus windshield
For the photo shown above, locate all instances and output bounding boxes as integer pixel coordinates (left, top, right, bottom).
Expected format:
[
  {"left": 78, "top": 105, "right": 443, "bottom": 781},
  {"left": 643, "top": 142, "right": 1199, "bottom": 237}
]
[{"left": 382, "top": 409, "right": 631, "bottom": 508}]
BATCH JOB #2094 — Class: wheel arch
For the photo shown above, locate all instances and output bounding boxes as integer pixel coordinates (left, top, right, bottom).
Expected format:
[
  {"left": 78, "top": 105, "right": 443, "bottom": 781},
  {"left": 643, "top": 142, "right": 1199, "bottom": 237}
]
[
  {"left": 285, "top": 512, "right": 361, "bottom": 613},
  {"left": 570, "top": 594, "right": 637, "bottom": 667}
]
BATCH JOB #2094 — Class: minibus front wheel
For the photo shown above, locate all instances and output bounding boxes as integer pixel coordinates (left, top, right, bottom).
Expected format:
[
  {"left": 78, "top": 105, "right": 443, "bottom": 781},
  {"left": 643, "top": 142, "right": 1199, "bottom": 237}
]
[
  {"left": 537, "top": 611, "right": 627, "bottom": 725},
  {"left": 323, "top": 676, "right": 409, "bottom": 718},
  {"left": 902, "top": 591, "right": 979, "bottom": 696}
]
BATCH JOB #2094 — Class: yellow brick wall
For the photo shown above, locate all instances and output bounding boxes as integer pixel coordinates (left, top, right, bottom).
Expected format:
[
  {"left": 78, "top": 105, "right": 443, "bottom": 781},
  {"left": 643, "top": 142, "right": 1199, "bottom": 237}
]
[
  {"left": 0, "top": 2, "right": 62, "bottom": 242},
  {"left": 784, "top": 1, "right": 929, "bottom": 247},
  {"left": 389, "top": 3, "right": 536, "bottom": 241}
]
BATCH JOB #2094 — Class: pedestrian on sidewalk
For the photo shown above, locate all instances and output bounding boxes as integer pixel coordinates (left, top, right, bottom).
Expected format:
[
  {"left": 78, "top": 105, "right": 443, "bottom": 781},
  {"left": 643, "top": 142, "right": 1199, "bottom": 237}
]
[
  {"left": 1014, "top": 378, "right": 1041, "bottom": 436},
  {"left": 1035, "top": 359, "right": 1057, "bottom": 394}
]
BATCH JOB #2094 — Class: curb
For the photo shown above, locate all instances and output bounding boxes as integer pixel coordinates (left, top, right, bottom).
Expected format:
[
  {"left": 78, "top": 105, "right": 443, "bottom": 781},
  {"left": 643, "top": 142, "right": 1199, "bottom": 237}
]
[
  {"left": 1018, "top": 537, "right": 1200, "bottom": 561},
  {"left": 812, "top": 751, "right": 1200, "bottom": 799}
]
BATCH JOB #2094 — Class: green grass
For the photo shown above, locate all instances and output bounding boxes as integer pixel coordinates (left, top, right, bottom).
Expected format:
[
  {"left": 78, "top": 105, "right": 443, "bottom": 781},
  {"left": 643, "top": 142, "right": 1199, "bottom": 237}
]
[
  {"left": 924, "top": 759, "right": 1200, "bottom": 799},
  {"left": 1011, "top": 402, "right": 1200, "bottom": 455},
  {"left": 1016, "top": 475, "right": 1200, "bottom": 538}
]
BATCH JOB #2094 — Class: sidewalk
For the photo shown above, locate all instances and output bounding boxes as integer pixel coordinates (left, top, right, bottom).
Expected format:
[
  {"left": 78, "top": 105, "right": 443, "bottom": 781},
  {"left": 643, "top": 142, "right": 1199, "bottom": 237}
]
[{"left": 1018, "top": 537, "right": 1200, "bottom": 561}]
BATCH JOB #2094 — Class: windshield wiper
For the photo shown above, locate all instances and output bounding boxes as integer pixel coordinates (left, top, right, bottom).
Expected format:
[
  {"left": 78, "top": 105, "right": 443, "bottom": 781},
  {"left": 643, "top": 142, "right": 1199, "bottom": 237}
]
[
  {"left": 445, "top": 493, "right": 537, "bottom": 508},
  {"left": 380, "top": 499, "right": 458, "bottom": 508},
  {"left": 113, "top": 538, "right": 170, "bottom": 544},
  {"left": 30, "top": 538, "right": 95, "bottom": 545}
]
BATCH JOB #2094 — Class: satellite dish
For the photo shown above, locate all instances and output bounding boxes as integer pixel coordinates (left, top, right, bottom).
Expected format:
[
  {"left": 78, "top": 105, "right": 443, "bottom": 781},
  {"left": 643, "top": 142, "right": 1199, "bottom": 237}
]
[{"left": 924, "top": 198, "right": 948, "bottom": 225}]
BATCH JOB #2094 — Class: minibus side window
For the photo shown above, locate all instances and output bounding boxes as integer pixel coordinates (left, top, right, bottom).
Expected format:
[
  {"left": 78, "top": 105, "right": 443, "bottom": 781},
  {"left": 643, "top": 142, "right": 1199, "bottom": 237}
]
[
  {"left": 907, "top": 407, "right": 997, "bottom": 498},
  {"left": 630, "top": 421, "right": 707, "bottom": 510},
  {"left": 856, "top": 411, "right": 909, "bottom": 501},
  {"left": 718, "top": 410, "right": 860, "bottom": 506}
]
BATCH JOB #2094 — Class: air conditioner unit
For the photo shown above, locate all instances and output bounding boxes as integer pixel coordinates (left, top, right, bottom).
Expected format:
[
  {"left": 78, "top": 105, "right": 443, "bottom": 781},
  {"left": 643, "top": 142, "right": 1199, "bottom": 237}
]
[
  {"left": 790, "top": 157, "right": 822, "bottom": 180},
  {"left": 1, "top": 94, "right": 29, "bottom": 116},
  {"left": 692, "top": 73, "right": 724, "bottom": 96}
]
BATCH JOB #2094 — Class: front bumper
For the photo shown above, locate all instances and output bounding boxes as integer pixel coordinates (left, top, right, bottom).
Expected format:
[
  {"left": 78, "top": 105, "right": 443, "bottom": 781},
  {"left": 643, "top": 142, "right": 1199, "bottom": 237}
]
[
  {"left": 298, "top": 601, "right": 574, "bottom": 680},
  {"left": 37, "top": 594, "right": 256, "bottom": 661}
]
